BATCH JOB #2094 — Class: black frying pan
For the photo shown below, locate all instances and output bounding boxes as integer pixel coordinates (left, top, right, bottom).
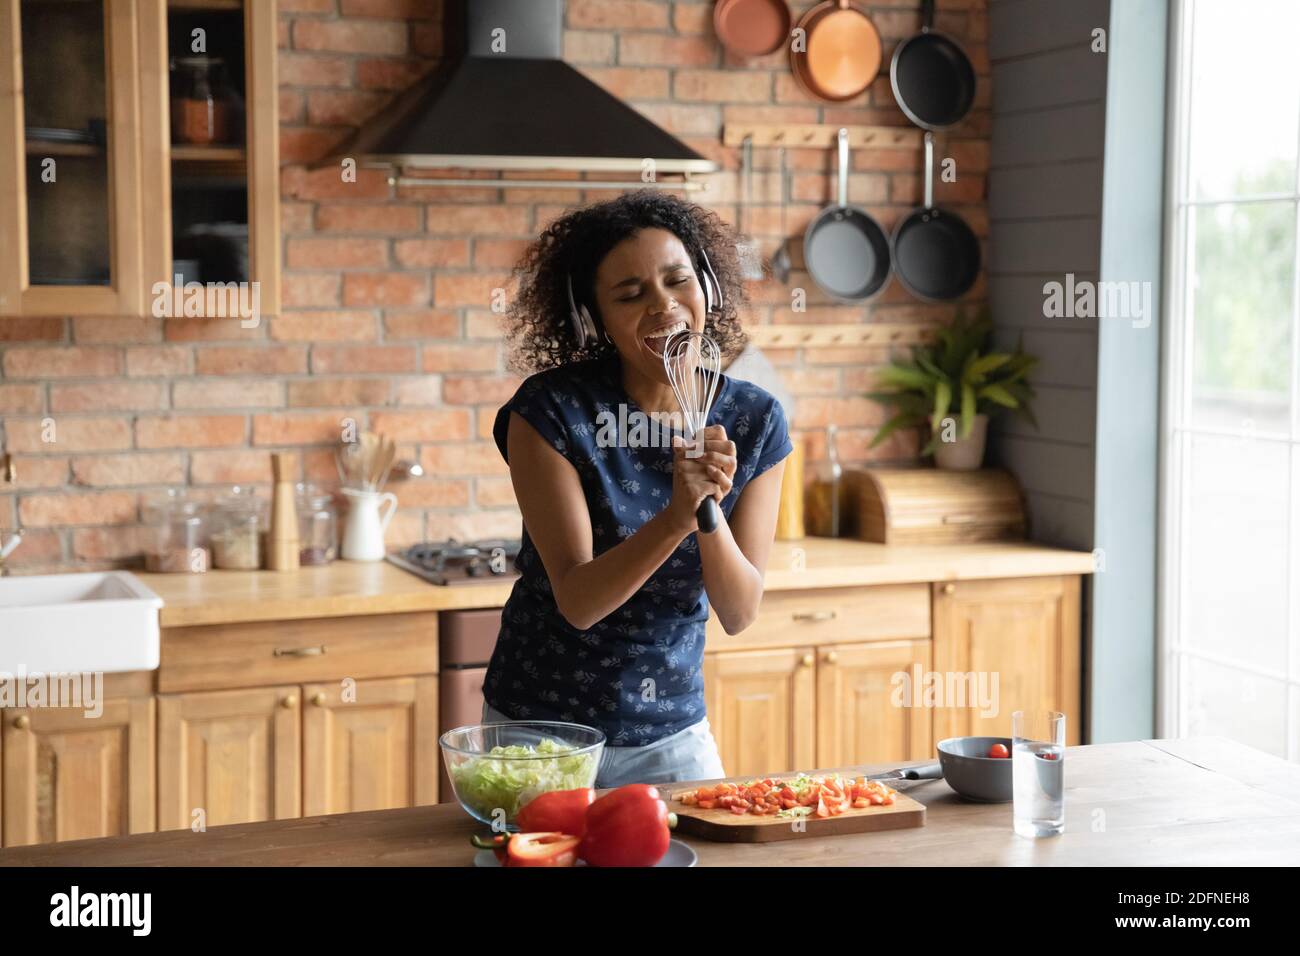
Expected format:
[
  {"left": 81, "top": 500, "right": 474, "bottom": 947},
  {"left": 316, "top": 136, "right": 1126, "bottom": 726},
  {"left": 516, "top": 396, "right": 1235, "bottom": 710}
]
[
  {"left": 890, "top": 0, "right": 976, "bottom": 131},
  {"left": 892, "top": 132, "right": 980, "bottom": 302},
  {"left": 803, "top": 128, "right": 891, "bottom": 302}
]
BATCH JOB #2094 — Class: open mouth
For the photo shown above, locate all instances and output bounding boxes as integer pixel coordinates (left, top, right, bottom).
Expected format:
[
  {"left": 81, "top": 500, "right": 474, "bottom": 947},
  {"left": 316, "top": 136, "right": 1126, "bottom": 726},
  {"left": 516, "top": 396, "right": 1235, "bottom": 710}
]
[{"left": 643, "top": 320, "right": 689, "bottom": 357}]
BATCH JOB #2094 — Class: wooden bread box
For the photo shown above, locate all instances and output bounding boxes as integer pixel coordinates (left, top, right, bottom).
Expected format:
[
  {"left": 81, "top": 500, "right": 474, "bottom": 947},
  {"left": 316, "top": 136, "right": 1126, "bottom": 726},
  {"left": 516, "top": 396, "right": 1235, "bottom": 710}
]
[{"left": 848, "top": 468, "right": 1026, "bottom": 545}]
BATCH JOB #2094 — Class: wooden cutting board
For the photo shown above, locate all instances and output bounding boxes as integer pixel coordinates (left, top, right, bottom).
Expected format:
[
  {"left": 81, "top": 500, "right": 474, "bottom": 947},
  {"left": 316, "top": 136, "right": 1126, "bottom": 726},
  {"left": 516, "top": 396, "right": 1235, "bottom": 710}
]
[{"left": 667, "top": 770, "right": 926, "bottom": 843}]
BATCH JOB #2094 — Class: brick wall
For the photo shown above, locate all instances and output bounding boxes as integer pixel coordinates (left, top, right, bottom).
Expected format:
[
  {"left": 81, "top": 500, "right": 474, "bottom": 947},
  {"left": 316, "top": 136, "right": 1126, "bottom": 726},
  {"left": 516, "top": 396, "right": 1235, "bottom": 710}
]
[{"left": 0, "top": 0, "right": 989, "bottom": 572}]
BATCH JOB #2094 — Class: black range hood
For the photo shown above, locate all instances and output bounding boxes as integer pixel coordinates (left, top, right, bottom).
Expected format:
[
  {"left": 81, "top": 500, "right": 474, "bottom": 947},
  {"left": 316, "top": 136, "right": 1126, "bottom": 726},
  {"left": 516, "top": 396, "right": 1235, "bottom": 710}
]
[{"left": 341, "top": 0, "right": 717, "bottom": 178}]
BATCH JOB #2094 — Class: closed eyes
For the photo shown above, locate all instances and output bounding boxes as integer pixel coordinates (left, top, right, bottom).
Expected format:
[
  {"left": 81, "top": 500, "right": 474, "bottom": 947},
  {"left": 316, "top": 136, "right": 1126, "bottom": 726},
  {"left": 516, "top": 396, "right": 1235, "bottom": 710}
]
[{"left": 614, "top": 276, "right": 692, "bottom": 303}]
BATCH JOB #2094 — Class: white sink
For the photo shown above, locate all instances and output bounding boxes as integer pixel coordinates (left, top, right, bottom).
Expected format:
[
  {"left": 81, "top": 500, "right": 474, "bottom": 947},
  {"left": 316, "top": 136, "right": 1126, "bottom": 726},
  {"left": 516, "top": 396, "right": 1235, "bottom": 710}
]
[{"left": 0, "top": 572, "right": 163, "bottom": 674}]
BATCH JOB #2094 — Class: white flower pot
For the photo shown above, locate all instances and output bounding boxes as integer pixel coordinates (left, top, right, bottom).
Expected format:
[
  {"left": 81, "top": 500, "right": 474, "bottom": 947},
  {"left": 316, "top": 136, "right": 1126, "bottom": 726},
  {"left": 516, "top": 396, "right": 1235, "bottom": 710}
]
[{"left": 933, "top": 413, "right": 988, "bottom": 471}]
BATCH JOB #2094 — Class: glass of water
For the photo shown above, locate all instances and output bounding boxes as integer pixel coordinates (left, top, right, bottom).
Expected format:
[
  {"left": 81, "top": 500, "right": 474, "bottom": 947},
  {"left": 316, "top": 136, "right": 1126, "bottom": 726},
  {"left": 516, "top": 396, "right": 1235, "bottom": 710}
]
[{"left": 1012, "top": 710, "right": 1065, "bottom": 838}]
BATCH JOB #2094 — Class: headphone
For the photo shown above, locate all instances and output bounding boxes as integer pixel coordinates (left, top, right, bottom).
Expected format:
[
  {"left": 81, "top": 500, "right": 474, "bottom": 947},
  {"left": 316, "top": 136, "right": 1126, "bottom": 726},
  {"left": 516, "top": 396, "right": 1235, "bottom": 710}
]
[{"left": 567, "top": 248, "right": 724, "bottom": 349}]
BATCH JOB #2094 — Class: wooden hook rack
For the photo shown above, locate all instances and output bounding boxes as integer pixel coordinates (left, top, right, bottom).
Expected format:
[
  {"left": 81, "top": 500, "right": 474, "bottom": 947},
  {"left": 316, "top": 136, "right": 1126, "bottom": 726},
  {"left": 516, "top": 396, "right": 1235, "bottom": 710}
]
[
  {"left": 746, "top": 323, "right": 938, "bottom": 350},
  {"left": 723, "top": 124, "right": 923, "bottom": 150}
]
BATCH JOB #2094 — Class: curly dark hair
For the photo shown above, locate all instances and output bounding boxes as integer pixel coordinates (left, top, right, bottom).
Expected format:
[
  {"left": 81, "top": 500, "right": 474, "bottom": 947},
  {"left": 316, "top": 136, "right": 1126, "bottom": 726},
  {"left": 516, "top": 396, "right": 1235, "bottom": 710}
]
[{"left": 505, "top": 190, "right": 749, "bottom": 374}]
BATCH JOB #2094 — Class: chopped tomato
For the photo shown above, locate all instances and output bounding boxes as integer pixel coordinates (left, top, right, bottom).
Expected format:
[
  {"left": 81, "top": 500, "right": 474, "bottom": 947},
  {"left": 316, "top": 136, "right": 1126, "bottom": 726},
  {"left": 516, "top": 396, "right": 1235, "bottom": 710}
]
[{"left": 677, "top": 774, "right": 899, "bottom": 820}]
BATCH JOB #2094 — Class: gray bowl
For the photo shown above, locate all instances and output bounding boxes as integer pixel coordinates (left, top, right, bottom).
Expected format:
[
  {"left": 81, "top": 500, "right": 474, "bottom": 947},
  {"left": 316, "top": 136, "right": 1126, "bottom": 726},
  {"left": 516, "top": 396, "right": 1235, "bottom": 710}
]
[{"left": 936, "top": 736, "right": 1014, "bottom": 803}]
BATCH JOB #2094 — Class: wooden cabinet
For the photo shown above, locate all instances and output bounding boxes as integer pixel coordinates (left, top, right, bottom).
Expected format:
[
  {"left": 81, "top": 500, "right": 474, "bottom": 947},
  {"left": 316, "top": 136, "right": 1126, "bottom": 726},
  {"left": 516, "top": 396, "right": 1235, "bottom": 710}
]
[
  {"left": 816, "top": 640, "right": 932, "bottom": 767},
  {"left": 0, "top": 0, "right": 279, "bottom": 319},
  {"left": 0, "top": 0, "right": 146, "bottom": 315},
  {"left": 153, "top": 613, "right": 441, "bottom": 832},
  {"left": 703, "top": 647, "right": 815, "bottom": 779},
  {"left": 705, "top": 639, "right": 933, "bottom": 778},
  {"left": 2, "top": 696, "right": 155, "bottom": 847},
  {"left": 302, "top": 677, "right": 439, "bottom": 817},
  {"left": 705, "top": 574, "right": 1084, "bottom": 777},
  {"left": 931, "top": 576, "right": 1081, "bottom": 745},
  {"left": 157, "top": 685, "right": 300, "bottom": 831}
]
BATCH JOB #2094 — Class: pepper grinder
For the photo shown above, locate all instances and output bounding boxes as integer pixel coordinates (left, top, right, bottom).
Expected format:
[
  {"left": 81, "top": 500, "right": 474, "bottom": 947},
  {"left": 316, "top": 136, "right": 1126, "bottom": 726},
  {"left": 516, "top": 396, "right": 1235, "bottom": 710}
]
[{"left": 267, "top": 452, "right": 300, "bottom": 571}]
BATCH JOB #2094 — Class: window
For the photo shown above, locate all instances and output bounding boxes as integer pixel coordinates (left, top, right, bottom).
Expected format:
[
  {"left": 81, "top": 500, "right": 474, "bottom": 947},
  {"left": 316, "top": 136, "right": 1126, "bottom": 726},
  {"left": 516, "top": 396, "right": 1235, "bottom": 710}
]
[{"left": 1162, "top": 0, "right": 1299, "bottom": 760}]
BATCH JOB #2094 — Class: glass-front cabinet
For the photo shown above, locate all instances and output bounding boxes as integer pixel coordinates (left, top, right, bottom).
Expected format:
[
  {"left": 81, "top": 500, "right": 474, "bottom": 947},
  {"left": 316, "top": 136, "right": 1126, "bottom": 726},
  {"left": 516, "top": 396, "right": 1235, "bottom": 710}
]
[{"left": 0, "top": 0, "right": 279, "bottom": 318}]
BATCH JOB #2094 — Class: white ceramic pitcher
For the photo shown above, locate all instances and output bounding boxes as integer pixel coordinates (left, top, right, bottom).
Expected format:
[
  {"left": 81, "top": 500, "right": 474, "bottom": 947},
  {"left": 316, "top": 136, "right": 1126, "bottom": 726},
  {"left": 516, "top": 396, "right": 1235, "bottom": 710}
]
[{"left": 341, "top": 488, "right": 397, "bottom": 561}]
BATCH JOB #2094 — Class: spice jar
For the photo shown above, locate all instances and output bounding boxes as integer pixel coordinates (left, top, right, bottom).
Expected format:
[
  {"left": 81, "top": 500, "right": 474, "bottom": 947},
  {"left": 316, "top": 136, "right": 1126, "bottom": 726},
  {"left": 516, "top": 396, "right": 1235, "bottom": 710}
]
[
  {"left": 143, "top": 489, "right": 210, "bottom": 573},
  {"left": 296, "top": 483, "right": 337, "bottom": 566},
  {"left": 210, "top": 486, "right": 266, "bottom": 570},
  {"left": 170, "top": 56, "right": 240, "bottom": 145}
]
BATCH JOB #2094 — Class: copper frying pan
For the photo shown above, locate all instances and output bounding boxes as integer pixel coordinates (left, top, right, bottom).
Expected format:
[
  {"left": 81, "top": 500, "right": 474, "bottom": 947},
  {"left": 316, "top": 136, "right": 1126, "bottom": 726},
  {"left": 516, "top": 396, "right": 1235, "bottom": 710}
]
[
  {"left": 791, "top": 0, "right": 882, "bottom": 102},
  {"left": 713, "top": 0, "right": 792, "bottom": 58}
]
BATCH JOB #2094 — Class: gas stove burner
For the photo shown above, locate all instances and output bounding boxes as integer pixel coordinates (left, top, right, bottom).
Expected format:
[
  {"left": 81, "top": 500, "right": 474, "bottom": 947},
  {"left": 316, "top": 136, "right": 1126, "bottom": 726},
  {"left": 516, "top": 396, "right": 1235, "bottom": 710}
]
[{"left": 387, "top": 538, "right": 522, "bottom": 585}]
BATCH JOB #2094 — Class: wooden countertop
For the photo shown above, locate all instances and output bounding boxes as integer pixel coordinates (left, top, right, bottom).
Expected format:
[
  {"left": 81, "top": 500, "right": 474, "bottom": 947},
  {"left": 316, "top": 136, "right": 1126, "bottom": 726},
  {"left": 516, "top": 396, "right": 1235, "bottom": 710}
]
[
  {"left": 139, "top": 538, "right": 1096, "bottom": 628},
  {"left": 139, "top": 560, "right": 518, "bottom": 627},
  {"left": 2, "top": 737, "right": 1294, "bottom": 866}
]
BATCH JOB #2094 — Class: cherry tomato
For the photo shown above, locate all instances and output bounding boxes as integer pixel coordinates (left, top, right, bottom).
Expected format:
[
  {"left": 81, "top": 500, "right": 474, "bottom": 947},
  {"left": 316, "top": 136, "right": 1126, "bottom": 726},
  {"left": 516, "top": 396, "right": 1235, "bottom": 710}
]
[{"left": 988, "top": 743, "right": 1010, "bottom": 758}]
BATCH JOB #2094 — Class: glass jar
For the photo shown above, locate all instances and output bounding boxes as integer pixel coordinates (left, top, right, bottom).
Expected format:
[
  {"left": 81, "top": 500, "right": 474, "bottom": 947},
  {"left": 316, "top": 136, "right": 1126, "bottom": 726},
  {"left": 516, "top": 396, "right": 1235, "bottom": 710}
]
[
  {"left": 169, "top": 56, "right": 241, "bottom": 146},
  {"left": 805, "top": 423, "right": 845, "bottom": 537},
  {"left": 296, "top": 483, "right": 337, "bottom": 566},
  {"left": 210, "top": 486, "right": 266, "bottom": 570},
  {"left": 143, "top": 489, "right": 209, "bottom": 574}
]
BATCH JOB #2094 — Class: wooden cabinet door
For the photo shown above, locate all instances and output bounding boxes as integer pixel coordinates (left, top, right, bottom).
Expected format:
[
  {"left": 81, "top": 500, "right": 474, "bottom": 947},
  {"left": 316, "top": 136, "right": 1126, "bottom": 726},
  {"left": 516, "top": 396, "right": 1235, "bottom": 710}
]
[
  {"left": 0, "top": 0, "right": 145, "bottom": 316},
  {"left": 302, "top": 676, "right": 438, "bottom": 816},
  {"left": 816, "top": 640, "right": 932, "bottom": 768},
  {"left": 2, "top": 698, "right": 155, "bottom": 847},
  {"left": 703, "top": 648, "right": 815, "bottom": 778},
  {"left": 157, "top": 686, "right": 300, "bottom": 831},
  {"left": 931, "top": 576, "right": 1081, "bottom": 745}
]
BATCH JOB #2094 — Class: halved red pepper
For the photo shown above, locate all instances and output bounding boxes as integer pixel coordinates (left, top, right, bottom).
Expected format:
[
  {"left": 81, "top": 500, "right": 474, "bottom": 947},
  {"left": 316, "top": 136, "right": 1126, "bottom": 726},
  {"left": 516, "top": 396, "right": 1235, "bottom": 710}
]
[
  {"left": 470, "top": 831, "right": 579, "bottom": 867},
  {"left": 506, "top": 832, "right": 579, "bottom": 867},
  {"left": 516, "top": 788, "right": 594, "bottom": 838},
  {"left": 579, "top": 784, "right": 671, "bottom": 868}
]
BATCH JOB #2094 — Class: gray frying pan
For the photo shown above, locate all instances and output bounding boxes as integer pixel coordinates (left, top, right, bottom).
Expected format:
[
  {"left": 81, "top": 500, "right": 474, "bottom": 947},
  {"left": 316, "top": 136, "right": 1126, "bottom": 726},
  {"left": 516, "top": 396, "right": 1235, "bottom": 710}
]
[{"left": 803, "top": 128, "right": 891, "bottom": 302}]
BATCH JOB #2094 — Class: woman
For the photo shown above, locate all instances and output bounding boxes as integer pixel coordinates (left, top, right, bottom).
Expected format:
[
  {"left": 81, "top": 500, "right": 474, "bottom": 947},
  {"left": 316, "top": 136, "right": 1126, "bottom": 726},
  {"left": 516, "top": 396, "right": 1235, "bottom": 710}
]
[{"left": 482, "top": 191, "right": 792, "bottom": 787}]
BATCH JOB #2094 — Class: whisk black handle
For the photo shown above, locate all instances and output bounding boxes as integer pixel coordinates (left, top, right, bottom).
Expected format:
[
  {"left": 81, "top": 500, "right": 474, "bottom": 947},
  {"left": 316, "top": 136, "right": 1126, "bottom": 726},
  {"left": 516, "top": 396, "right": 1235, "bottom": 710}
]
[{"left": 697, "top": 497, "right": 720, "bottom": 534}]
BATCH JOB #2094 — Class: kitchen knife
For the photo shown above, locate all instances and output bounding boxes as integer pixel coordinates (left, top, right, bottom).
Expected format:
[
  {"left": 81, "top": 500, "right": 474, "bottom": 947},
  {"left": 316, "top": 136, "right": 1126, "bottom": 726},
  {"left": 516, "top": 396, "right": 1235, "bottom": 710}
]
[{"left": 862, "top": 763, "right": 944, "bottom": 783}]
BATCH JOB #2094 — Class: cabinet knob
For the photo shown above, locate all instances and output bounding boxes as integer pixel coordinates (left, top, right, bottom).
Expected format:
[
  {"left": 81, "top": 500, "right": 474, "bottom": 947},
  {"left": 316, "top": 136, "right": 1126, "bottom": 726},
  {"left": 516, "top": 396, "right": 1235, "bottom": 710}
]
[
  {"left": 801, "top": 653, "right": 815, "bottom": 668},
  {"left": 941, "top": 582, "right": 956, "bottom": 596},
  {"left": 12, "top": 714, "right": 29, "bottom": 729},
  {"left": 823, "top": 650, "right": 839, "bottom": 665},
  {"left": 311, "top": 693, "right": 326, "bottom": 707},
  {"left": 280, "top": 695, "right": 297, "bottom": 709}
]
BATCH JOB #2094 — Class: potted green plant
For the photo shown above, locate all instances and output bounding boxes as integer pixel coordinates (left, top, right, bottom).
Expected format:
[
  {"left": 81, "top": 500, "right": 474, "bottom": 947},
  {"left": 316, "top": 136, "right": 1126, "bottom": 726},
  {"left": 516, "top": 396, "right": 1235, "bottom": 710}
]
[{"left": 868, "top": 310, "right": 1037, "bottom": 470}]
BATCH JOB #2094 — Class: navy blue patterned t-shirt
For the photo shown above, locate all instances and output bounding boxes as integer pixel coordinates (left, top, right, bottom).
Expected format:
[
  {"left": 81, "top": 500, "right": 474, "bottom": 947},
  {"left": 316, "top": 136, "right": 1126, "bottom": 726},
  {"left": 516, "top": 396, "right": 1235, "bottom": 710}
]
[{"left": 484, "top": 352, "right": 793, "bottom": 746}]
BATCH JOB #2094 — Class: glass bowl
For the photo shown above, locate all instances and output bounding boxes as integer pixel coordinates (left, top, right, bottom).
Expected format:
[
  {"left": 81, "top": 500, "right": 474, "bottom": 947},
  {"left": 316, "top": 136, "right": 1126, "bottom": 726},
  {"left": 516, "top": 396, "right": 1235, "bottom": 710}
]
[{"left": 440, "top": 721, "right": 605, "bottom": 828}]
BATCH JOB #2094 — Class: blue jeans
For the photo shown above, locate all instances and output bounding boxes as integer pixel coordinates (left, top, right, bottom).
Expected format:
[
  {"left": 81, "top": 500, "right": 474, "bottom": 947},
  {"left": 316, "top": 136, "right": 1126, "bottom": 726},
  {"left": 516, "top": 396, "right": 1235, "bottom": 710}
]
[{"left": 480, "top": 701, "right": 726, "bottom": 789}]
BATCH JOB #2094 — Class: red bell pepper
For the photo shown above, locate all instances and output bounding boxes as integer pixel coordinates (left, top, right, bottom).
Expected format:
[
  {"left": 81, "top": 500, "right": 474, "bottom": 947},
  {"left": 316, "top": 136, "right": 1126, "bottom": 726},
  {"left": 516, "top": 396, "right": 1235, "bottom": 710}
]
[
  {"left": 470, "top": 831, "right": 580, "bottom": 867},
  {"left": 579, "top": 784, "right": 671, "bottom": 868},
  {"left": 507, "top": 832, "right": 580, "bottom": 867},
  {"left": 516, "top": 788, "right": 594, "bottom": 838}
]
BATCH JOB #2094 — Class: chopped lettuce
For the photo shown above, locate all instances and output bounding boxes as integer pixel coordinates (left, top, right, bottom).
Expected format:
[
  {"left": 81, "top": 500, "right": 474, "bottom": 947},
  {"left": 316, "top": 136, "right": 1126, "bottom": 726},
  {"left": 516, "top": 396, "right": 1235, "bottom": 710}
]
[
  {"left": 776, "top": 806, "right": 814, "bottom": 819},
  {"left": 450, "top": 738, "right": 596, "bottom": 823}
]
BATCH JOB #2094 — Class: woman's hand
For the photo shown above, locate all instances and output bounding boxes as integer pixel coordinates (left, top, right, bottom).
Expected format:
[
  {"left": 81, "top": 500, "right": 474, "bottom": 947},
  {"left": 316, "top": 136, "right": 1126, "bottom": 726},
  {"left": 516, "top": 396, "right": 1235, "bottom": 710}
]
[{"left": 668, "top": 424, "right": 738, "bottom": 533}]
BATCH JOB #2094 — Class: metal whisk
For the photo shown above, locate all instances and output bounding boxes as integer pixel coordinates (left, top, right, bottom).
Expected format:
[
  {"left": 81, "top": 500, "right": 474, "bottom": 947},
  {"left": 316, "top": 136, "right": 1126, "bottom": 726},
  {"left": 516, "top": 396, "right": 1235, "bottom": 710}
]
[{"left": 662, "top": 330, "right": 722, "bottom": 534}]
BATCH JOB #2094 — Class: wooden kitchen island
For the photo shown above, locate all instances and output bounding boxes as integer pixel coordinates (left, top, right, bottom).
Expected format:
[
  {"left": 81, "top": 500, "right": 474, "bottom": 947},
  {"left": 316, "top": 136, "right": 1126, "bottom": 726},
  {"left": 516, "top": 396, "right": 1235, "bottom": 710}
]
[{"left": 3, "top": 737, "right": 1297, "bottom": 867}]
